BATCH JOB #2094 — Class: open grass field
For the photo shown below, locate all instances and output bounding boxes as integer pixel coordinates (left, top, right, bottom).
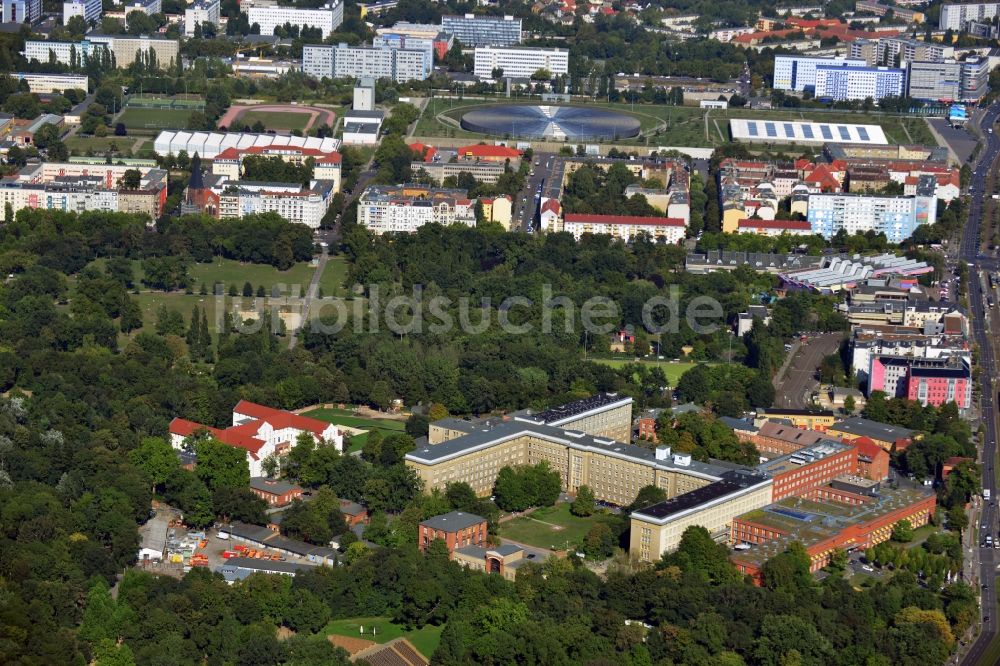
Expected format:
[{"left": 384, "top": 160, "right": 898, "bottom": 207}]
[
  {"left": 590, "top": 359, "right": 712, "bottom": 385},
  {"left": 319, "top": 255, "right": 350, "bottom": 297},
  {"left": 302, "top": 407, "right": 407, "bottom": 452},
  {"left": 499, "top": 502, "right": 618, "bottom": 551},
  {"left": 237, "top": 110, "right": 311, "bottom": 132},
  {"left": 414, "top": 97, "right": 937, "bottom": 148},
  {"left": 65, "top": 136, "right": 141, "bottom": 155},
  {"left": 79, "top": 258, "right": 318, "bottom": 296},
  {"left": 118, "top": 107, "right": 197, "bottom": 131},
  {"left": 324, "top": 617, "right": 443, "bottom": 659},
  {"left": 186, "top": 259, "right": 316, "bottom": 295}
]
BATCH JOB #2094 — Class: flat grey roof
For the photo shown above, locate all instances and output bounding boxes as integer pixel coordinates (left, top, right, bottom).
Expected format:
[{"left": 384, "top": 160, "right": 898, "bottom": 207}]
[
  {"left": 831, "top": 417, "right": 916, "bottom": 440},
  {"left": 405, "top": 418, "right": 733, "bottom": 481},
  {"left": 221, "top": 557, "right": 314, "bottom": 574},
  {"left": 420, "top": 511, "right": 485, "bottom": 532},
  {"left": 249, "top": 477, "right": 301, "bottom": 495}
]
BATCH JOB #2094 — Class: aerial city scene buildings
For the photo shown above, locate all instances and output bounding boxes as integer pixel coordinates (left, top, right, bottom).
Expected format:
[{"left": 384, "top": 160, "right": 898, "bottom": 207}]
[{"left": 3, "top": 0, "right": 1000, "bottom": 663}]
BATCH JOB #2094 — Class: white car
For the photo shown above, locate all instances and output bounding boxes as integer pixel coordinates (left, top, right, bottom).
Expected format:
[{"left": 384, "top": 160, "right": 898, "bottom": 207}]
[{"left": 862, "top": 564, "right": 874, "bottom": 572}]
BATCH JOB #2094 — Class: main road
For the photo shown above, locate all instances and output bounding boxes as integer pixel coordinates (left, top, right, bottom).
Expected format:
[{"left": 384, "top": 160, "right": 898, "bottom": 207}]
[{"left": 958, "top": 99, "right": 1000, "bottom": 666}]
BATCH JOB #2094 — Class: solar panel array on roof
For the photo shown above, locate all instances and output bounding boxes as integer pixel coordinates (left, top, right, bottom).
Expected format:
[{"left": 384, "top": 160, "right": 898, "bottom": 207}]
[
  {"left": 748, "top": 121, "right": 758, "bottom": 136},
  {"left": 765, "top": 122, "right": 777, "bottom": 137},
  {"left": 820, "top": 125, "right": 833, "bottom": 140},
  {"left": 838, "top": 126, "right": 850, "bottom": 140},
  {"left": 857, "top": 127, "right": 869, "bottom": 141},
  {"left": 802, "top": 125, "right": 814, "bottom": 139}
]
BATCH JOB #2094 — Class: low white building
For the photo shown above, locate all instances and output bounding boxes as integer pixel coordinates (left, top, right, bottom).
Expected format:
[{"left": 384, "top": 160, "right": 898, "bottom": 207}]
[{"left": 342, "top": 109, "right": 383, "bottom": 145}]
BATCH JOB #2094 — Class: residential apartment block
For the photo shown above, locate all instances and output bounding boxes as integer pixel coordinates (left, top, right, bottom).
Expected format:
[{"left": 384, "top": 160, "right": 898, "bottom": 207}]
[
  {"left": 850, "top": 37, "right": 949, "bottom": 66},
  {"left": 88, "top": 34, "right": 180, "bottom": 68},
  {"left": 473, "top": 46, "right": 569, "bottom": 79},
  {"left": 302, "top": 42, "right": 429, "bottom": 82},
  {"left": 63, "top": 0, "right": 101, "bottom": 24},
  {"left": 939, "top": 1, "right": 1000, "bottom": 30},
  {"left": 907, "top": 60, "right": 964, "bottom": 100},
  {"left": 441, "top": 13, "right": 521, "bottom": 47},
  {"left": 377, "top": 22, "right": 453, "bottom": 59},
  {"left": 247, "top": 1, "right": 343, "bottom": 38},
  {"left": 371, "top": 33, "right": 434, "bottom": 76},
  {"left": 806, "top": 192, "right": 937, "bottom": 242},
  {"left": 169, "top": 401, "right": 343, "bottom": 479},
  {"left": 11, "top": 72, "right": 87, "bottom": 94},
  {"left": 210, "top": 144, "right": 342, "bottom": 192},
  {"left": 814, "top": 65, "right": 905, "bottom": 101},
  {"left": 199, "top": 177, "right": 336, "bottom": 228},
  {"left": 185, "top": 0, "right": 220, "bottom": 36},
  {"left": 22, "top": 39, "right": 112, "bottom": 65},
  {"left": 358, "top": 184, "right": 476, "bottom": 234},
  {"left": 2, "top": 0, "right": 41, "bottom": 24},
  {"left": 560, "top": 213, "right": 687, "bottom": 244},
  {"left": 772, "top": 55, "right": 867, "bottom": 92},
  {"left": 0, "top": 162, "right": 167, "bottom": 219},
  {"left": 868, "top": 354, "right": 972, "bottom": 410}
]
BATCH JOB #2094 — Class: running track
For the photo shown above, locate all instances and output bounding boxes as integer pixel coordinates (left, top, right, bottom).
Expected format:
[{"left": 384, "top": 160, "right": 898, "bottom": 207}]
[{"left": 217, "top": 104, "right": 337, "bottom": 132}]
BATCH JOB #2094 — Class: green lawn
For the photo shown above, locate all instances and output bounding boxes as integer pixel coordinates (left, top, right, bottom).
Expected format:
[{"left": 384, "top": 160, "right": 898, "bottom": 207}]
[
  {"left": 237, "top": 110, "right": 311, "bottom": 132},
  {"left": 80, "top": 258, "right": 318, "bottom": 296},
  {"left": 118, "top": 107, "right": 196, "bottom": 131},
  {"left": 323, "top": 616, "right": 443, "bottom": 659},
  {"left": 133, "top": 292, "right": 224, "bottom": 339},
  {"left": 302, "top": 407, "right": 407, "bottom": 452},
  {"left": 499, "top": 502, "right": 617, "bottom": 551},
  {"left": 186, "top": 259, "right": 316, "bottom": 296},
  {"left": 65, "top": 136, "right": 140, "bottom": 155},
  {"left": 590, "top": 359, "right": 713, "bottom": 385},
  {"left": 319, "top": 255, "right": 350, "bottom": 297}
]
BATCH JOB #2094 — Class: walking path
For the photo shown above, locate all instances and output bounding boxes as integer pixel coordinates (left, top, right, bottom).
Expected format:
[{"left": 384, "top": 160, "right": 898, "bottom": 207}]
[{"left": 288, "top": 247, "right": 328, "bottom": 349}]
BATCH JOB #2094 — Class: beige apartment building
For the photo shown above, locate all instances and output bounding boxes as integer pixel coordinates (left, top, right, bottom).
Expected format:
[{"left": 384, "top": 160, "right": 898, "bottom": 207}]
[{"left": 629, "top": 470, "right": 774, "bottom": 561}]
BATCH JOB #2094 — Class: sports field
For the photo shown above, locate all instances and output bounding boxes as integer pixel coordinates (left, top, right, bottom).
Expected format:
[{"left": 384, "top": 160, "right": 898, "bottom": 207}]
[
  {"left": 324, "top": 617, "right": 443, "bottom": 659},
  {"left": 499, "top": 503, "right": 618, "bottom": 551},
  {"left": 236, "top": 110, "right": 311, "bottom": 132},
  {"left": 119, "top": 107, "right": 196, "bottom": 131}
]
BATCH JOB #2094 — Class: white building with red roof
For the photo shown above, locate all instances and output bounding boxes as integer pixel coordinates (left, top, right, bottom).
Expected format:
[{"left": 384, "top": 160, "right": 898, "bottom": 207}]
[
  {"left": 539, "top": 197, "right": 562, "bottom": 232},
  {"left": 169, "top": 401, "right": 343, "bottom": 477},
  {"left": 562, "top": 213, "right": 686, "bottom": 244},
  {"left": 211, "top": 144, "right": 341, "bottom": 193}
]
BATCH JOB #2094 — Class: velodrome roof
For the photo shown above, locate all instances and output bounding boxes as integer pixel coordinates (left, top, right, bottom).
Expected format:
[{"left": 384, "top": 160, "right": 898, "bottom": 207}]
[{"left": 730, "top": 119, "right": 888, "bottom": 145}]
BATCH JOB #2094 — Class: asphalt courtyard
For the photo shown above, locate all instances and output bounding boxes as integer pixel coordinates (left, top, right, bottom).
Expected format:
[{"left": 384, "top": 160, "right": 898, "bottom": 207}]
[{"left": 773, "top": 332, "right": 844, "bottom": 409}]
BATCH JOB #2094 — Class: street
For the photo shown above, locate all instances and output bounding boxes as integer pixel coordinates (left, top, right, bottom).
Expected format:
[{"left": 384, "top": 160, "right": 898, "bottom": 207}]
[{"left": 957, "top": 98, "right": 1000, "bottom": 666}]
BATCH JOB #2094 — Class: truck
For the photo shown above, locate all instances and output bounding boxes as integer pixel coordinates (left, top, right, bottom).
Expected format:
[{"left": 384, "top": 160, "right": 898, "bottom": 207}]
[{"left": 985, "top": 489, "right": 991, "bottom": 501}]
